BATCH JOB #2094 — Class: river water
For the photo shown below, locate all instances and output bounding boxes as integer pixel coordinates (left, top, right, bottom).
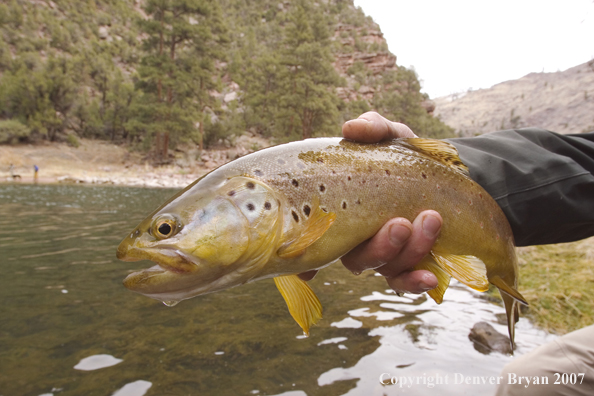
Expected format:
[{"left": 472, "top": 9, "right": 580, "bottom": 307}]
[{"left": 0, "top": 183, "right": 554, "bottom": 396}]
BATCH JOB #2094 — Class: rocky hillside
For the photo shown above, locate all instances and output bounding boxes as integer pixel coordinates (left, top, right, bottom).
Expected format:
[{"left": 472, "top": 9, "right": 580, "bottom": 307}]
[{"left": 434, "top": 60, "right": 594, "bottom": 136}]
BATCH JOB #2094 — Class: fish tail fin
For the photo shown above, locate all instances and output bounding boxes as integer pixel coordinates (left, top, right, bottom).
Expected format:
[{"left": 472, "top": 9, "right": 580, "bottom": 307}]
[
  {"left": 500, "top": 292, "right": 518, "bottom": 352},
  {"left": 274, "top": 275, "right": 323, "bottom": 336},
  {"left": 490, "top": 275, "right": 528, "bottom": 305},
  {"left": 413, "top": 256, "right": 451, "bottom": 304},
  {"left": 491, "top": 275, "right": 527, "bottom": 353}
]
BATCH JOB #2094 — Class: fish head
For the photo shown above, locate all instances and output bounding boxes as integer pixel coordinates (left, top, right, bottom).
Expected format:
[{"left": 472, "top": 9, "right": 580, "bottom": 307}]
[{"left": 117, "top": 176, "right": 283, "bottom": 303}]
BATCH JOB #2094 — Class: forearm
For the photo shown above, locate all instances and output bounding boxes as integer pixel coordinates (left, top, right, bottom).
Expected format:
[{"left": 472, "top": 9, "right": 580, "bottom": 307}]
[{"left": 448, "top": 128, "right": 594, "bottom": 246}]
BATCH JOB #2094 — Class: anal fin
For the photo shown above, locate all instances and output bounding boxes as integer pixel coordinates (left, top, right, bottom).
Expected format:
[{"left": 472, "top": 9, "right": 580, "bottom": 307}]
[
  {"left": 431, "top": 251, "right": 489, "bottom": 292},
  {"left": 274, "top": 275, "right": 323, "bottom": 336},
  {"left": 413, "top": 256, "right": 451, "bottom": 304}
]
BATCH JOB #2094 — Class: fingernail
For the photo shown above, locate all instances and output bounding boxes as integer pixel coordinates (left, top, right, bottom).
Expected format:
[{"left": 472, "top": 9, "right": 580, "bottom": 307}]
[
  {"left": 419, "top": 282, "right": 435, "bottom": 292},
  {"left": 419, "top": 273, "right": 437, "bottom": 291},
  {"left": 389, "top": 224, "right": 411, "bottom": 247},
  {"left": 422, "top": 215, "right": 441, "bottom": 238}
]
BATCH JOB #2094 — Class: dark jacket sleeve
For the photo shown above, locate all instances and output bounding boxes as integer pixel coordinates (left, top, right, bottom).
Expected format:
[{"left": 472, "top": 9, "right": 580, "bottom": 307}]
[{"left": 447, "top": 128, "right": 594, "bottom": 246}]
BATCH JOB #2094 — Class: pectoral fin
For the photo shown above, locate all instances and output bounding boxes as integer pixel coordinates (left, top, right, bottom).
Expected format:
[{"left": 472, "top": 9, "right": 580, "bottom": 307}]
[
  {"left": 431, "top": 251, "right": 489, "bottom": 292},
  {"left": 413, "top": 256, "right": 451, "bottom": 304},
  {"left": 274, "top": 275, "right": 323, "bottom": 336},
  {"left": 277, "top": 196, "right": 336, "bottom": 259}
]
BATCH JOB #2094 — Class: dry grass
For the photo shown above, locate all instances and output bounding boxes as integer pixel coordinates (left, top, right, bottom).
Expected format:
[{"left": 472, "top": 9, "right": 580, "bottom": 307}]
[{"left": 515, "top": 237, "right": 594, "bottom": 335}]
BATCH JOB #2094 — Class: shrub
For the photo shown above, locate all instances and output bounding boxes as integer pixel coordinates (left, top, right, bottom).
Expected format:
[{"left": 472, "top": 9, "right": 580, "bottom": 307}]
[{"left": 0, "top": 119, "right": 31, "bottom": 144}]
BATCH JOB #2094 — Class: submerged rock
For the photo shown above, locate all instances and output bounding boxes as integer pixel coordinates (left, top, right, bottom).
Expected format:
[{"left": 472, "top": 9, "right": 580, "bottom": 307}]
[{"left": 468, "top": 321, "right": 512, "bottom": 355}]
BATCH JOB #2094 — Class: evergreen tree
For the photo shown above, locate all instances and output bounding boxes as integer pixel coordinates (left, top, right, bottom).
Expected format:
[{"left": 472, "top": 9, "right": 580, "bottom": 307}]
[
  {"left": 374, "top": 67, "right": 454, "bottom": 138},
  {"left": 276, "top": 2, "right": 341, "bottom": 140},
  {"left": 135, "top": 0, "right": 228, "bottom": 161}
]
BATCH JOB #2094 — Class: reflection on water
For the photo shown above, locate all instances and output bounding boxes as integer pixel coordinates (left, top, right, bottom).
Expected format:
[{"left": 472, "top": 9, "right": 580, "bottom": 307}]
[{"left": 0, "top": 184, "right": 554, "bottom": 396}]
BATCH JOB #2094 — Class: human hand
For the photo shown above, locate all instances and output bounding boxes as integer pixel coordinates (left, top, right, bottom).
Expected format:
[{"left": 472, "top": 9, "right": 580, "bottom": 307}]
[{"left": 299, "top": 112, "right": 440, "bottom": 294}]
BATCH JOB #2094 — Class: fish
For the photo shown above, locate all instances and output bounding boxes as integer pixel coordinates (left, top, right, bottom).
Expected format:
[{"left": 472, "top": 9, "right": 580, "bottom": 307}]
[{"left": 116, "top": 137, "right": 527, "bottom": 347}]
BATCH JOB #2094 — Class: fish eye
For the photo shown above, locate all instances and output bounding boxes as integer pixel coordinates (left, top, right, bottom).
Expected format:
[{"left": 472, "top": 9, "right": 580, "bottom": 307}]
[{"left": 152, "top": 215, "right": 181, "bottom": 240}]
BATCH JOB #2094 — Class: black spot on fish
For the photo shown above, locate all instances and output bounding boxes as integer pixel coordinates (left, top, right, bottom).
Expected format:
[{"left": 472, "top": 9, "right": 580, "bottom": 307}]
[
  {"left": 317, "top": 157, "right": 324, "bottom": 163},
  {"left": 355, "top": 199, "right": 361, "bottom": 205},
  {"left": 292, "top": 210, "right": 299, "bottom": 222},
  {"left": 246, "top": 203, "right": 255, "bottom": 211},
  {"left": 321, "top": 207, "right": 328, "bottom": 213},
  {"left": 292, "top": 179, "right": 299, "bottom": 187},
  {"left": 246, "top": 182, "right": 255, "bottom": 189},
  {"left": 319, "top": 184, "right": 326, "bottom": 193},
  {"left": 228, "top": 190, "right": 236, "bottom": 196},
  {"left": 342, "top": 201, "right": 347, "bottom": 210},
  {"left": 347, "top": 176, "right": 352, "bottom": 181},
  {"left": 303, "top": 205, "right": 311, "bottom": 216},
  {"left": 264, "top": 202, "right": 272, "bottom": 210},
  {"left": 422, "top": 173, "right": 427, "bottom": 179},
  {"left": 385, "top": 169, "right": 391, "bottom": 176},
  {"left": 254, "top": 170, "right": 263, "bottom": 177}
]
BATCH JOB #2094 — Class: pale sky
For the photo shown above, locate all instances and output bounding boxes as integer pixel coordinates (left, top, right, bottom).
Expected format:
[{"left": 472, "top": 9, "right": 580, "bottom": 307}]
[{"left": 354, "top": 0, "right": 594, "bottom": 98}]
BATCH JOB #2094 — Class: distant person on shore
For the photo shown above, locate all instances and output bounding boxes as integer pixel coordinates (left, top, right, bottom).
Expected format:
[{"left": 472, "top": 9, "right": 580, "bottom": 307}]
[{"left": 34, "top": 164, "right": 39, "bottom": 183}]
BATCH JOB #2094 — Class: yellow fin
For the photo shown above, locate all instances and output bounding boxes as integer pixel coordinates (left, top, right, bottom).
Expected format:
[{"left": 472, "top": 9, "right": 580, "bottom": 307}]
[
  {"left": 413, "top": 256, "right": 451, "bottom": 304},
  {"left": 500, "top": 293, "right": 518, "bottom": 351},
  {"left": 490, "top": 275, "right": 528, "bottom": 306},
  {"left": 401, "top": 138, "right": 470, "bottom": 175},
  {"left": 277, "top": 196, "right": 336, "bottom": 259},
  {"left": 274, "top": 275, "right": 323, "bottom": 336},
  {"left": 431, "top": 251, "right": 489, "bottom": 292}
]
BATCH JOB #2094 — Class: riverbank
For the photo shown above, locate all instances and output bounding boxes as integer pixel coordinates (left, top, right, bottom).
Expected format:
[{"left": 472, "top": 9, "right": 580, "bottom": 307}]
[{"left": 0, "top": 135, "right": 270, "bottom": 188}]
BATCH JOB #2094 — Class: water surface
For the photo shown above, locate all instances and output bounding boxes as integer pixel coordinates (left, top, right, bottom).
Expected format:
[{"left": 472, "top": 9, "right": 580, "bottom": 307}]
[{"left": 0, "top": 184, "right": 554, "bottom": 396}]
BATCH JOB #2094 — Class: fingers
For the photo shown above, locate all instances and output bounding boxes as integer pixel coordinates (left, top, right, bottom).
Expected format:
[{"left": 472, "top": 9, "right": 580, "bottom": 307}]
[
  {"left": 341, "top": 210, "right": 442, "bottom": 294},
  {"left": 385, "top": 270, "right": 438, "bottom": 295},
  {"left": 342, "top": 111, "right": 417, "bottom": 142},
  {"left": 341, "top": 218, "right": 413, "bottom": 273},
  {"left": 375, "top": 211, "right": 442, "bottom": 277}
]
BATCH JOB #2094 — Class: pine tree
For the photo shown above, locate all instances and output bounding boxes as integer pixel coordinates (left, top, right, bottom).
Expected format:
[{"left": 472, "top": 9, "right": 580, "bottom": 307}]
[
  {"left": 135, "top": 0, "right": 228, "bottom": 161},
  {"left": 276, "top": 1, "right": 341, "bottom": 140}
]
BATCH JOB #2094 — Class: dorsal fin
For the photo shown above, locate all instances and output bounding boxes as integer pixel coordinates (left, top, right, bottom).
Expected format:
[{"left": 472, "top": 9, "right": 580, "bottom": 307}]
[
  {"left": 401, "top": 138, "right": 470, "bottom": 175},
  {"left": 277, "top": 195, "right": 336, "bottom": 259}
]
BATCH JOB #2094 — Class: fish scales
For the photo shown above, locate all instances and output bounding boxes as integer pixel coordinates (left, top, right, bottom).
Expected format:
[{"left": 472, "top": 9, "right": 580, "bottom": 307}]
[
  {"left": 220, "top": 138, "right": 513, "bottom": 274},
  {"left": 117, "top": 137, "right": 526, "bottom": 346}
]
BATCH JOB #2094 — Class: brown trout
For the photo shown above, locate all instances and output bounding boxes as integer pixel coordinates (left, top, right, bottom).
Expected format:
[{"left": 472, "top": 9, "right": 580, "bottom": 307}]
[{"left": 117, "top": 137, "right": 527, "bottom": 347}]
